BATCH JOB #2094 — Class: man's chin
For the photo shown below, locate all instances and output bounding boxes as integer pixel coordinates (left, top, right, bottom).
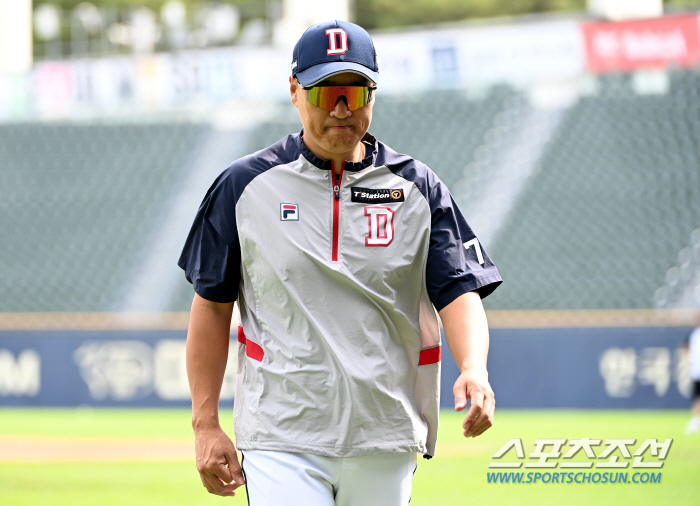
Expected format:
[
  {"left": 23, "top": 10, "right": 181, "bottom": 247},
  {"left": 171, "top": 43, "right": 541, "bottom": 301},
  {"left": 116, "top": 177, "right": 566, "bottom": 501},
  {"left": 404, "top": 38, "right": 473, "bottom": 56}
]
[{"left": 323, "top": 132, "right": 360, "bottom": 149}]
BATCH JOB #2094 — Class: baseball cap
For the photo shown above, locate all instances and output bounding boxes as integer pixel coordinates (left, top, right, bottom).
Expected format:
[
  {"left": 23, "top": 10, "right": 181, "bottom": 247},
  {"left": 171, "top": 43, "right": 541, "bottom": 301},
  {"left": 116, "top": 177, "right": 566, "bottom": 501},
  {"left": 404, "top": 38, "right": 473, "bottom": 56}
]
[{"left": 291, "top": 20, "right": 379, "bottom": 87}]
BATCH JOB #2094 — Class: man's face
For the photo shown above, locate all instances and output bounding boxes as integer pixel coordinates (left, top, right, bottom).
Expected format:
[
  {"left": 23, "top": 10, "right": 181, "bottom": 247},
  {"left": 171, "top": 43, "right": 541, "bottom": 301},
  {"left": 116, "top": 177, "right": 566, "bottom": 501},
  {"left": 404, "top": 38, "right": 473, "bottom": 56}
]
[{"left": 290, "top": 72, "right": 374, "bottom": 160}]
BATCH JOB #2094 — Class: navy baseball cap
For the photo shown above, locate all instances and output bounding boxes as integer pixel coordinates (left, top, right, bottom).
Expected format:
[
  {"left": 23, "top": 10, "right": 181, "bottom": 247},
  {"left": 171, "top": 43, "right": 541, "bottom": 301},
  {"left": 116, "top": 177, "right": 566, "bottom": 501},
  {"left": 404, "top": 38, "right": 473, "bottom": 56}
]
[{"left": 291, "top": 20, "right": 379, "bottom": 87}]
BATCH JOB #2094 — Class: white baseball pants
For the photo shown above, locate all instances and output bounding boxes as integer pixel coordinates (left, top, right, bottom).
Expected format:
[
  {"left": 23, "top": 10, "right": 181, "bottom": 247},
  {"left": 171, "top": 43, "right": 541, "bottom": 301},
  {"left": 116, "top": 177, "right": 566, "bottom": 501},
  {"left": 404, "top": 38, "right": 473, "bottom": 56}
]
[{"left": 241, "top": 450, "right": 417, "bottom": 506}]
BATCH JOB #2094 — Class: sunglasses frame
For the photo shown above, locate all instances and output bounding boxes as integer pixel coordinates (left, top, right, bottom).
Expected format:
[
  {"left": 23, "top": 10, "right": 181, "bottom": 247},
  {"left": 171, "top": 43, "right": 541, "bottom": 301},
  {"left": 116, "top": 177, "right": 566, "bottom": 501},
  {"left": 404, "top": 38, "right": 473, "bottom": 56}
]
[{"left": 302, "top": 84, "right": 377, "bottom": 111}]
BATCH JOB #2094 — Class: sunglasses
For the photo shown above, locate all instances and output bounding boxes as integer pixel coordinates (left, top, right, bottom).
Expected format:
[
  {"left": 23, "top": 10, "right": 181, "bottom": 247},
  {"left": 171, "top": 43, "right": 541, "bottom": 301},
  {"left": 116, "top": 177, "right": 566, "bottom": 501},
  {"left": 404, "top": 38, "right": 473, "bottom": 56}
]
[{"left": 304, "top": 85, "right": 377, "bottom": 111}]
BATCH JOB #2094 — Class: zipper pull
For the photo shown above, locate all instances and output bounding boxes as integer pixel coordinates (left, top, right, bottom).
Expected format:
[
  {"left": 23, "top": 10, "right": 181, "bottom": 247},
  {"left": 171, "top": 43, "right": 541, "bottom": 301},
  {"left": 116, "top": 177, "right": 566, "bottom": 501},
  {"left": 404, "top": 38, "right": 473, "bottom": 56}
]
[{"left": 334, "top": 173, "right": 340, "bottom": 200}]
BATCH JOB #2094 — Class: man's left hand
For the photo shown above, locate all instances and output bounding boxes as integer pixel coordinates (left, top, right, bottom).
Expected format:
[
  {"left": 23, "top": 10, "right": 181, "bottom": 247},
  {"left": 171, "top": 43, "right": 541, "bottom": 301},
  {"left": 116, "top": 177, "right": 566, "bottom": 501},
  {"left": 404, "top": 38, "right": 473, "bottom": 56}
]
[{"left": 453, "top": 366, "right": 495, "bottom": 438}]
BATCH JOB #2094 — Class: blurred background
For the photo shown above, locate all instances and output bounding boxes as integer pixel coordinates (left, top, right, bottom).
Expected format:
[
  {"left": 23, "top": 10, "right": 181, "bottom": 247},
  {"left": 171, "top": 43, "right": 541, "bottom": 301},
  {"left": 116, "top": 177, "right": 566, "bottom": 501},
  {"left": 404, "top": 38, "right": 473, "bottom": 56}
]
[{"left": 1, "top": 0, "right": 700, "bottom": 504}]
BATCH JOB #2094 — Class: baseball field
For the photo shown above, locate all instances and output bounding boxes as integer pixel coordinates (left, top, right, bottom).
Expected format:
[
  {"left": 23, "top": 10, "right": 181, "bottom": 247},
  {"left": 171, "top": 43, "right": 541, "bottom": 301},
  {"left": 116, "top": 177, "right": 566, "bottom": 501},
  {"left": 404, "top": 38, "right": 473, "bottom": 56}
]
[{"left": 0, "top": 408, "right": 697, "bottom": 505}]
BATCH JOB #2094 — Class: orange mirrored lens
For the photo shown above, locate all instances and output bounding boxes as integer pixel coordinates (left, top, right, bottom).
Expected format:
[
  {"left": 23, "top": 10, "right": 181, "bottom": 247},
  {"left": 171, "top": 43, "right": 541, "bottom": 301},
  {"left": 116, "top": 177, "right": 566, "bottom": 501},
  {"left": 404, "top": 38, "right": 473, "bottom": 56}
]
[{"left": 306, "top": 86, "right": 373, "bottom": 111}]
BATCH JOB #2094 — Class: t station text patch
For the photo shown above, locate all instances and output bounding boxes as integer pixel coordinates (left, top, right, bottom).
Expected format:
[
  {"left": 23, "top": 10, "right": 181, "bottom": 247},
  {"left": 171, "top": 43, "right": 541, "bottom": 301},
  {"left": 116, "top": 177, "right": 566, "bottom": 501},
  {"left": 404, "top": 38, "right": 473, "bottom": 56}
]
[{"left": 350, "top": 187, "right": 404, "bottom": 204}]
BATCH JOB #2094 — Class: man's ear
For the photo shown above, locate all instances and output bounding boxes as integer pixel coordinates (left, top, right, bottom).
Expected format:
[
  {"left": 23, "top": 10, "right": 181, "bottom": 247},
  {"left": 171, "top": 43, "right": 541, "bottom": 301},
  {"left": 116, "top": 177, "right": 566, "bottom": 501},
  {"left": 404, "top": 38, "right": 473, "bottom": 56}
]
[{"left": 290, "top": 75, "right": 299, "bottom": 108}]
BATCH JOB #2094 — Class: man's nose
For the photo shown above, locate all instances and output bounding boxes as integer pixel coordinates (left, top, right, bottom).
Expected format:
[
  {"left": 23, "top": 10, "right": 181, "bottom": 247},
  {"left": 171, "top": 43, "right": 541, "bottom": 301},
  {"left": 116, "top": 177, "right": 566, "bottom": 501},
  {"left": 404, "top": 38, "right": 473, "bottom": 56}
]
[{"left": 331, "top": 96, "right": 351, "bottom": 118}]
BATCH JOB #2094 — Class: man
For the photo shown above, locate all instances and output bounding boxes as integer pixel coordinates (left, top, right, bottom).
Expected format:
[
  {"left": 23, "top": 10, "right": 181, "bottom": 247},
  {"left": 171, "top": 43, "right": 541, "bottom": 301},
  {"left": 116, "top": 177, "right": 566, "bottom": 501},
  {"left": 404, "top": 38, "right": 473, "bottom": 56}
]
[
  {"left": 684, "top": 315, "right": 700, "bottom": 435},
  {"left": 179, "top": 20, "right": 502, "bottom": 505}
]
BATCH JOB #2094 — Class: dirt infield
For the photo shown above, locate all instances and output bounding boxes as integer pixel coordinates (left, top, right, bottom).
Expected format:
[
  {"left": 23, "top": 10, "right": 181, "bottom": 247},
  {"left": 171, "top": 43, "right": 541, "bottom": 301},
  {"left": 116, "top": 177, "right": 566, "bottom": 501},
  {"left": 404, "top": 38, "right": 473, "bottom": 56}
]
[
  {"left": 0, "top": 436, "right": 484, "bottom": 462},
  {"left": 0, "top": 435, "right": 194, "bottom": 462}
]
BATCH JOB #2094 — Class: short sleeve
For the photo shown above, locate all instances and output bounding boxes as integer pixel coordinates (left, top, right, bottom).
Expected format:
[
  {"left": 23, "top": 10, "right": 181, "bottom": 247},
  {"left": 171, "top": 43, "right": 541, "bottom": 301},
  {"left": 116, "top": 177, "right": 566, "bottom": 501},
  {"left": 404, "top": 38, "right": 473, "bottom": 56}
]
[
  {"left": 178, "top": 171, "right": 241, "bottom": 303},
  {"left": 425, "top": 178, "right": 502, "bottom": 312}
]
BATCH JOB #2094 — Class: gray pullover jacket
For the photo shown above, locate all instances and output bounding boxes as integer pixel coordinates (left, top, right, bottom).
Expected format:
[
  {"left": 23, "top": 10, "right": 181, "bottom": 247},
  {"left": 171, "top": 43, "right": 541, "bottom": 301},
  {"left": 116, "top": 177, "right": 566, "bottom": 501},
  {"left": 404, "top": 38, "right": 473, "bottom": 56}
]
[{"left": 179, "top": 131, "right": 501, "bottom": 458}]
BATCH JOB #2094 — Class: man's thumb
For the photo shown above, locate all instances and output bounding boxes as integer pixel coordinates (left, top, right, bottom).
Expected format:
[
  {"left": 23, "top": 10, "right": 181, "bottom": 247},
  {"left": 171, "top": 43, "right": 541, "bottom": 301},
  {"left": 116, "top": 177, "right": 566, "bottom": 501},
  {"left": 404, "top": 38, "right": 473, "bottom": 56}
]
[
  {"left": 227, "top": 456, "right": 246, "bottom": 486},
  {"left": 454, "top": 391, "right": 467, "bottom": 411}
]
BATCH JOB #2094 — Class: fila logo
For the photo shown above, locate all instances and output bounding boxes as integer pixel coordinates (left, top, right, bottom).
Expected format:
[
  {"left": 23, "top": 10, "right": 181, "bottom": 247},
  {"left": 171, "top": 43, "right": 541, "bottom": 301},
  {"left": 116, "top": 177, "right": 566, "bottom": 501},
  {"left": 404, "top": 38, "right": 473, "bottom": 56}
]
[
  {"left": 365, "top": 206, "right": 394, "bottom": 247},
  {"left": 325, "top": 28, "right": 348, "bottom": 55},
  {"left": 280, "top": 203, "right": 299, "bottom": 221}
]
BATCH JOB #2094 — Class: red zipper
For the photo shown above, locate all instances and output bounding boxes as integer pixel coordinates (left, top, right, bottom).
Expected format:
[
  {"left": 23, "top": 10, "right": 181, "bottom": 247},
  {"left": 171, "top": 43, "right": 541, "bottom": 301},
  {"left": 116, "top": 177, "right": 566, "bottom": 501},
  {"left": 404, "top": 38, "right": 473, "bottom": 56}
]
[{"left": 331, "top": 160, "right": 345, "bottom": 262}]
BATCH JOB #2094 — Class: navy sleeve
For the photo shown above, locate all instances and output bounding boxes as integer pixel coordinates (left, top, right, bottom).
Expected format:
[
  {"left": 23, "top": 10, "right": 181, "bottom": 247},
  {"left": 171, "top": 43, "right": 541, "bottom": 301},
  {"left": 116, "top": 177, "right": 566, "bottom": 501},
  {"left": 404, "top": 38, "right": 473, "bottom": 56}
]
[
  {"left": 378, "top": 141, "right": 502, "bottom": 312},
  {"left": 425, "top": 173, "right": 502, "bottom": 312},
  {"left": 178, "top": 169, "right": 241, "bottom": 303}
]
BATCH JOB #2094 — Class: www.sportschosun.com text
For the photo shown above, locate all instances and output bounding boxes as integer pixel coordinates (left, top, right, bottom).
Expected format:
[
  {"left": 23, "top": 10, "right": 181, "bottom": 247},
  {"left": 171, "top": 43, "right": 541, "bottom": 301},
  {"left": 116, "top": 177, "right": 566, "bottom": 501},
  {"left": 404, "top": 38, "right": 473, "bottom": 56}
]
[{"left": 487, "top": 471, "right": 661, "bottom": 484}]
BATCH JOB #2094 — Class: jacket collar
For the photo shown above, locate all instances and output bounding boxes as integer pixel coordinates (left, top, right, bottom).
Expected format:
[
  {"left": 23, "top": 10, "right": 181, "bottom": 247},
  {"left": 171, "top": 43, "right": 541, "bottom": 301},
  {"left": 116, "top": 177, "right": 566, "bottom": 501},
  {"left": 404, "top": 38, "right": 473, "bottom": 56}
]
[{"left": 298, "top": 129, "right": 377, "bottom": 172}]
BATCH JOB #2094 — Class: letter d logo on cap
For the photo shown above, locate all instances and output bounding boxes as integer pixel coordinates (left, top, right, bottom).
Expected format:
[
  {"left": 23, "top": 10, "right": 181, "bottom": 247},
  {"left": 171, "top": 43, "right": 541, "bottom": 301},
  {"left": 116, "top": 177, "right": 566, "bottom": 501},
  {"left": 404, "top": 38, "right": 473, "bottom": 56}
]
[{"left": 325, "top": 28, "right": 348, "bottom": 55}]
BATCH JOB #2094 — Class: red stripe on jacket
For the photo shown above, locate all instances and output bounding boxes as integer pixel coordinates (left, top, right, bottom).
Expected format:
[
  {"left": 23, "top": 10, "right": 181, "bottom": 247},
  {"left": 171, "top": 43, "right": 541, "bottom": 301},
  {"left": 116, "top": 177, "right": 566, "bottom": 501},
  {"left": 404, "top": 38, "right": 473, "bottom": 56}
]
[
  {"left": 418, "top": 346, "right": 441, "bottom": 365},
  {"left": 237, "top": 326, "right": 264, "bottom": 362}
]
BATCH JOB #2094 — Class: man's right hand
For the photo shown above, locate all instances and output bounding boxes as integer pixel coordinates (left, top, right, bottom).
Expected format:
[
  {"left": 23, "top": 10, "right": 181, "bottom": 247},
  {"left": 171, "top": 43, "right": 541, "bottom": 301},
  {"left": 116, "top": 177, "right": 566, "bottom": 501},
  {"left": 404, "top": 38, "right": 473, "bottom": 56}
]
[
  {"left": 194, "top": 424, "right": 246, "bottom": 497},
  {"left": 186, "top": 294, "right": 240, "bottom": 496}
]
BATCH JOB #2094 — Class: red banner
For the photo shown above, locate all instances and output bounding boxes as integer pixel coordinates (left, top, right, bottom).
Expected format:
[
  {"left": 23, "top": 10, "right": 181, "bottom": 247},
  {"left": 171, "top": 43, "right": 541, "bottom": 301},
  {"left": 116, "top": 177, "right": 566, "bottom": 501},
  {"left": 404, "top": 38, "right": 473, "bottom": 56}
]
[{"left": 582, "top": 14, "right": 700, "bottom": 73}]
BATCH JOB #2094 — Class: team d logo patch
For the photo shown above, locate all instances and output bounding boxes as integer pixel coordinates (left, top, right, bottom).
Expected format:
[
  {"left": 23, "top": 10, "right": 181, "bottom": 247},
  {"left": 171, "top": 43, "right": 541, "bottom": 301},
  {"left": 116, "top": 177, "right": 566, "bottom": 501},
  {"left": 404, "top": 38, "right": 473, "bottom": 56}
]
[
  {"left": 365, "top": 206, "right": 394, "bottom": 246},
  {"left": 280, "top": 203, "right": 299, "bottom": 221}
]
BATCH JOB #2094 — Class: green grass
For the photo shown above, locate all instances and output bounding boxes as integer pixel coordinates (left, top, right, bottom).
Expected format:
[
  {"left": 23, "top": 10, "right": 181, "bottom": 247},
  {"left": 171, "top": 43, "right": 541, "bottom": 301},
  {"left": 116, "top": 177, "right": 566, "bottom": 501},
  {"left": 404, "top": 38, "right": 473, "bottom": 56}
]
[
  {"left": 0, "top": 408, "right": 698, "bottom": 505},
  {"left": 0, "top": 407, "right": 196, "bottom": 439}
]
